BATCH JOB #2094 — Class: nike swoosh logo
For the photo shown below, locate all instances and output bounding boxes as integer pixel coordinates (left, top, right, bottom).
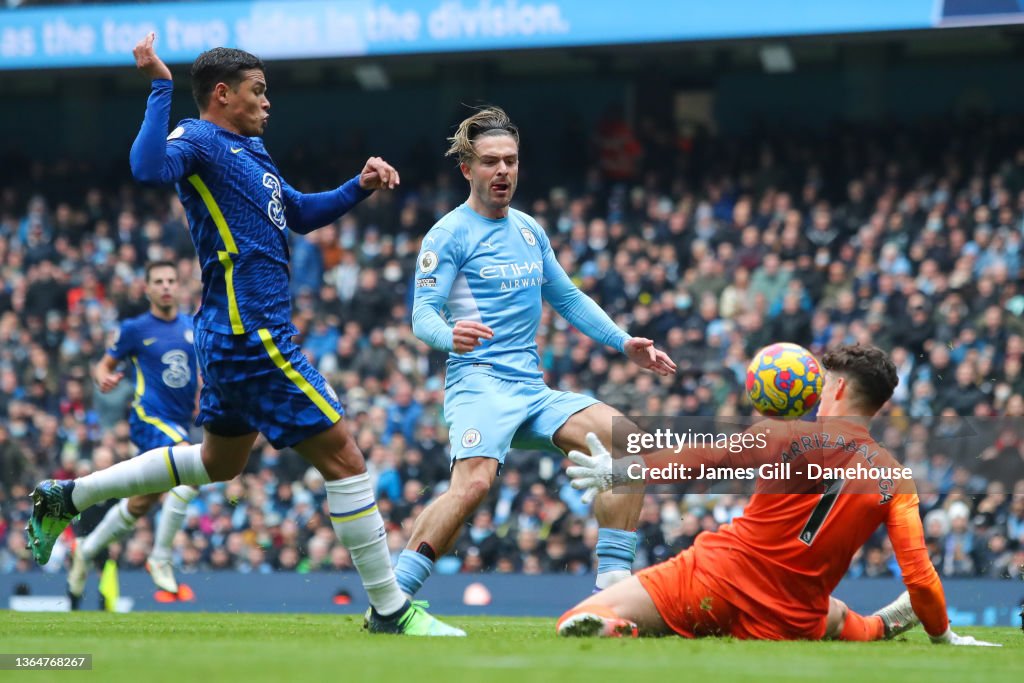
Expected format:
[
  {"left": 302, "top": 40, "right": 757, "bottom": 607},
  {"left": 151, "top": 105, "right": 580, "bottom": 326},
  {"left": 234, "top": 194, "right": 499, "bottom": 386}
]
[
  {"left": 230, "top": 147, "right": 243, "bottom": 154},
  {"left": 143, "top": 338, "right": 157, "bottom": 346}
]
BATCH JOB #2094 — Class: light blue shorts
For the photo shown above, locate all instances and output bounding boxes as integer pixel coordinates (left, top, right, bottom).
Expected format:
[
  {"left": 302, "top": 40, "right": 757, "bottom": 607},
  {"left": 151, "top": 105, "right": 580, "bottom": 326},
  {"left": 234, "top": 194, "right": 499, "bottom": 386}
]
[{"left": 444, "top": 373, "right": 599, "bottom": 463}]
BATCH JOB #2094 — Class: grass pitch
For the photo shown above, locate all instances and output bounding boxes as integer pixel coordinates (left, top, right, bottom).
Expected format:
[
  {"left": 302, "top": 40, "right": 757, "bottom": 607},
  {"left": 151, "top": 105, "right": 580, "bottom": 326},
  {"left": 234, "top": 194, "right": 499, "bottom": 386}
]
[{"left": 0, "top": 612, "right": 1018, "bottom": 683}]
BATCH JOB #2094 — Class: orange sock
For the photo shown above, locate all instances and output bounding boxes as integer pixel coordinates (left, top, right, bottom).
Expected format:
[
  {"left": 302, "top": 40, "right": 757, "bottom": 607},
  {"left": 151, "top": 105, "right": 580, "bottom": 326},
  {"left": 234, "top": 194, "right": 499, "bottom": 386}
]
[
  {"left": 557, "top": 603, "right": 620, "bottom": 631},
  {"left": 840, "top": 611, "right": 885, "bottom": 641}
]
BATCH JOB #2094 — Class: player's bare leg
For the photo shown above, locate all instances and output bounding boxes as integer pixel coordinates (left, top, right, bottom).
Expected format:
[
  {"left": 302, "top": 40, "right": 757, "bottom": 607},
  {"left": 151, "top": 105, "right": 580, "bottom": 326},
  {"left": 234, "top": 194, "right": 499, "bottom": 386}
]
[
  {"left": 295, "top": 419, "right": 464, "bottom": 636},
  {"left": 557, "top": 575, "right": 669, "bottom": 637},
  {"left": 824, "top": 597, "right": 849, "bottom": 639},
  {"left": 394, "top": 457, "right": 498, "bottom": 596},
  {"left": 554, "top": 403, "right": 644, "bottom": 590},
  {"left": 200, "top": 430, "right": 259, "bottom": 481},
  {"left": 825, "top": 596, "right": 898, "bottom": 641}
]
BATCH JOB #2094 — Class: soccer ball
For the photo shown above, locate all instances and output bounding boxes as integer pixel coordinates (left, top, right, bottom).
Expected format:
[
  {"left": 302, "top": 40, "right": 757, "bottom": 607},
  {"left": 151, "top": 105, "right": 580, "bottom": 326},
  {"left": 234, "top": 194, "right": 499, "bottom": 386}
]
[{"left": 745, "top": 342, "right": 823, "bottom": 418}]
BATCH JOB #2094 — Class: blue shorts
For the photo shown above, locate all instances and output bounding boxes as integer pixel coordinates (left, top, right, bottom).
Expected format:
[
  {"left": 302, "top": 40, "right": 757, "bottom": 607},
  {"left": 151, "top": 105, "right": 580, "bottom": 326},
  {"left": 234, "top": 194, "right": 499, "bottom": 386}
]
[
  {"left": 128, "top": 409, "right": 189, "bottom": 453},
  {"left": 444, "top": 372, "right": 598, "bottom": 463},
  {"left": 195, "top": 324, "right": 344, "bottom": 449}
]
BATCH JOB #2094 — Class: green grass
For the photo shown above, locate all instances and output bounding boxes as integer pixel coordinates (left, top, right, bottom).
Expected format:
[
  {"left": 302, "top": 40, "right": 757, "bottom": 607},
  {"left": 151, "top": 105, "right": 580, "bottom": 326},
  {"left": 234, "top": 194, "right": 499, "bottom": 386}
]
[{"left": 0, "top": 612, "right": 1018, "bottom": 683}]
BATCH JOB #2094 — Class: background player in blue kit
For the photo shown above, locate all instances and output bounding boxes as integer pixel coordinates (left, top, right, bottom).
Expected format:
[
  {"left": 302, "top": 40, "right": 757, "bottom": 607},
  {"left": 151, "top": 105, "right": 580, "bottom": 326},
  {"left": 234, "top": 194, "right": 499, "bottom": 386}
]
[
  {"left": 67, "top": 261, "right": 199, "bottom": 606},
  {"left": 27, "top": 34, "right": 462, "bottom": 636},
  {"left": 399, "top": 107, "right": 677, "bottom": 597}
]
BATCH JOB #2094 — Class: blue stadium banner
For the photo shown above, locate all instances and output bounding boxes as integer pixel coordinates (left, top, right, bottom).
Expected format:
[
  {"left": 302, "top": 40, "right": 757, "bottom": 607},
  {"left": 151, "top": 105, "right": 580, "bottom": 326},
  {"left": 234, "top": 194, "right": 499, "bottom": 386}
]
[
  {"left": 0, "top": 0, "right": 938, "bottom": 70},
  {"left": 939, "top": 0, "right": 1024, "bottom": 26},
  {"left": 3, "top": 572, "right": 1022, "bottom": 624}
]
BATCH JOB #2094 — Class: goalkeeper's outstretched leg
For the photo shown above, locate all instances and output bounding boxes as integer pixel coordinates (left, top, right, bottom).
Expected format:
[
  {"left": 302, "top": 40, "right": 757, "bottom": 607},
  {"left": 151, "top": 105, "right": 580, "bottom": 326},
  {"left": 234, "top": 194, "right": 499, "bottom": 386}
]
[{"left": 557, "top": 575, "right": 668, "bottom": 638}]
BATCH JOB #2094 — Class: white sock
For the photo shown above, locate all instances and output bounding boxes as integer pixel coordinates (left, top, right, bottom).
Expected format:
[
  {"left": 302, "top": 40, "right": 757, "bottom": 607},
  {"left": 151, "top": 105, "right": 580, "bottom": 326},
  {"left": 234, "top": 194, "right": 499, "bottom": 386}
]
[
  {"left": 80, "top": 499, "right": 138, "bottom": 561},
  {"left": 149, "top": 485, "right": 197, "bottom": 563},
  {"left": 326, "top": 473, "right": 406, "bottom": 616},
  {"left": 72, "top": 444, "right": 210, "bottom": 512},
  {"left": 595, "top": 569, "right": 632, "bottom": 590}
]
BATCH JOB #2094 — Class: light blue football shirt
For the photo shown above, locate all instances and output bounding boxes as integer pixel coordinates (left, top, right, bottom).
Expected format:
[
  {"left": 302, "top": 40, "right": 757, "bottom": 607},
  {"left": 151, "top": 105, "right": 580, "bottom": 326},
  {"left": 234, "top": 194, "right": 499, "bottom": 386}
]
[{"left": 412, "top": 203, "right": 629, "bottom": 387}]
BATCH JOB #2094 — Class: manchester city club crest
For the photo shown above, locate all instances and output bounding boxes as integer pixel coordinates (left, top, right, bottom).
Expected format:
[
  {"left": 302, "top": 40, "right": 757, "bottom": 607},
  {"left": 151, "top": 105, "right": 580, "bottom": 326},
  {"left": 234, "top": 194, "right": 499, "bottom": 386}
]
[
  {"left": 520, "top": 228, "right": 536, "bottom": 246},
  {"left": 462, "top": 428, "right": 482, "bottom": 448}
]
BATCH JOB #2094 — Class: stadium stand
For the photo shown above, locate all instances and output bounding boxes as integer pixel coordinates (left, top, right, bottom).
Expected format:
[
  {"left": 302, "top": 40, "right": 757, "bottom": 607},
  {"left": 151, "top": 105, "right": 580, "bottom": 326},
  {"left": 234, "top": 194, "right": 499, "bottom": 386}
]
[{"left": 1, "top": 113, "right": 1023, "bottom": 584}]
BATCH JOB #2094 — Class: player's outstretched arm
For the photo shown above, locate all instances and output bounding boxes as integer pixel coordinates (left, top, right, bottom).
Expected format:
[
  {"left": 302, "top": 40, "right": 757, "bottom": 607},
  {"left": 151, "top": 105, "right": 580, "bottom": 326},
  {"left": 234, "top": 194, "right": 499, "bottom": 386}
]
[
  {"left": 282, "top": 157, "right": 400, "bottom": 234},
  {"left": 885, "top": 493, "right": 998, "bottom": 645},
  {"left": 538, "top": 226, "right": 675, "bottom": 376},
  {"left": 133, "top": 31, "right": 172, "bottom": 81},
  {"left": 884, "top": 492, "right": 966, "bottom": 643},
  {"left": 623, "top": 337, "right": 677, "bottom": 376},
  {"left": 358, "top": 156, "right": 399, "bottom": 191},
  {"left": 128, "top": 33, "right": 195, "bottom": 185}
]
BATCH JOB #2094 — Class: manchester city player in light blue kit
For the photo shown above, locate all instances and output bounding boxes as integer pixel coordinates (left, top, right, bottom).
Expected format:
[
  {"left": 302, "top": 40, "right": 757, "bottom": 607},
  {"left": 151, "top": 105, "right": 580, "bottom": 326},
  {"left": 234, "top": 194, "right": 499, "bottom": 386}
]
[
  {"left": 67, "top": 261, "right": 199, "bottom": 606},
  {"left": 399, "top": 107, "right": 676, "bottom": 596},
  {"left": 27, "top": 34, "right": 461, "bottom": 636}
]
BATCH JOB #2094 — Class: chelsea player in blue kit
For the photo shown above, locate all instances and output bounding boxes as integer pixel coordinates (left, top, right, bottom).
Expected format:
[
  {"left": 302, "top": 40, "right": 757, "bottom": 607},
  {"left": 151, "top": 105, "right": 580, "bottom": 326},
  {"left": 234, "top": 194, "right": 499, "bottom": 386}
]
[
  {"left": 398, "top": 107, "right": 676, "bottom": 597},
  {"left": 67, "top": 261, "right": 199, "bottom": 605},
  {"left": 27, "top": 33, "right": 461, "bottom": 636}
]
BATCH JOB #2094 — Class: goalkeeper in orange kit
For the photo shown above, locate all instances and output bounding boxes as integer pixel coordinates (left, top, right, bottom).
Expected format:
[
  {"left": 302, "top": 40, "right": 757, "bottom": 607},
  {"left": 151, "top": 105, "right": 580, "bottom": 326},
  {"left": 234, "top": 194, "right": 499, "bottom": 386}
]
[{"left": 560, "top": 344, "right": 1000, "bottom": 646}]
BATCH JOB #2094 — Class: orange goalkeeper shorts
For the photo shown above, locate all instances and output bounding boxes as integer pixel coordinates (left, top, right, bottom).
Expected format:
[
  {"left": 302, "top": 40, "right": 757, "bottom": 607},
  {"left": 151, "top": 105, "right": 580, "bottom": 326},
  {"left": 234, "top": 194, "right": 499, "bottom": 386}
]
[
  {"left": 637, "top": 547, "right": 827, "bottom": 640},
  {"left": 636, "top": 546, "right": 746, "bottom": 638}
]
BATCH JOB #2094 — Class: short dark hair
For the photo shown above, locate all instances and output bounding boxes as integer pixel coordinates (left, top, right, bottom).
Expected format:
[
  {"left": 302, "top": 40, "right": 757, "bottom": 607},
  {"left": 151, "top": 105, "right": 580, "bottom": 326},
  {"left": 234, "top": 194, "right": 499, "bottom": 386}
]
[
  {"left": 821, "top": 343, "right": 898, "bottom": 413},
  {"left": 190, "top": 47, "right": 265, "bottom": 110},
  {"left": 145, "top": 261, "right": 177, "bottom": 282}
]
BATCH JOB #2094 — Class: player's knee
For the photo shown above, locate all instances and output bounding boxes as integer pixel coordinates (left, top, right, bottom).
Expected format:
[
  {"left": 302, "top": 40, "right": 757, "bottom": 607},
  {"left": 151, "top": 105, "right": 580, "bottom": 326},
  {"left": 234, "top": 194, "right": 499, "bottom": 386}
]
[
  {"left": 201, "top": 452, "right": 245, "bottom": 482},
  {"left": 825, "top": 598, "right": 849, "bottom": 639},
  {"left": 453, "top": 474, "right": 493, "bottom": 511}
]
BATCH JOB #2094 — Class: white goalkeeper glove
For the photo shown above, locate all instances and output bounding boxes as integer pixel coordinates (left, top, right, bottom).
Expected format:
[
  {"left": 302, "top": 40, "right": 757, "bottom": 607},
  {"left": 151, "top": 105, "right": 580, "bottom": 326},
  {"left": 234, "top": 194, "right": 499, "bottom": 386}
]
[
  {"left": 566, "top": 432, "right": 643, "bottom": 504},
  {"left": 930, "top": 628, "right": 1002, "bottom": 647}
]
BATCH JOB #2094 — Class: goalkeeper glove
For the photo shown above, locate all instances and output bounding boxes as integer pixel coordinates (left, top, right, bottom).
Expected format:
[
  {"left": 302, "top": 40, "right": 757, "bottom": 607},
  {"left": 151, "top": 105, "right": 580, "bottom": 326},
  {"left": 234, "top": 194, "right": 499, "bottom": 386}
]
[{"left": 930, "top": 628, "right": 1002, "bottom": 647}]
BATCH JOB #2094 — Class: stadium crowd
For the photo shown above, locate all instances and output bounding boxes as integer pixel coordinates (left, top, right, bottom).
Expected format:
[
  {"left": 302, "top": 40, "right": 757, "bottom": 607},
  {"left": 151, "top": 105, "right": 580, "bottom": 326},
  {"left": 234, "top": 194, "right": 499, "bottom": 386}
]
[{"left": 1, "top": 116, "right": 1024, "bottom": 584}]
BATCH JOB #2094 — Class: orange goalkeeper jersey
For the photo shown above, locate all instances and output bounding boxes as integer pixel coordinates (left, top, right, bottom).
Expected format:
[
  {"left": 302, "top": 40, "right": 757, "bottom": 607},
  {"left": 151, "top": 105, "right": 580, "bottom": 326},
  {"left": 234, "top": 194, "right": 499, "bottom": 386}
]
[{"left": 645, "top": 418, "right": 949, "bottom": 638}]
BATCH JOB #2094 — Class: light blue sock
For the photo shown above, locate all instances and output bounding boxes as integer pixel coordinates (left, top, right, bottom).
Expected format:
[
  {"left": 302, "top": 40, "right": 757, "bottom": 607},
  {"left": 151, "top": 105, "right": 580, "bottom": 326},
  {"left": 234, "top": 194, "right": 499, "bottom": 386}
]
[
  {"left": 595, "top": 528, "right": 637, "bottom": 588},
  {"left": 394, "top": 549, "right": 434, "bottom": 597}
]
